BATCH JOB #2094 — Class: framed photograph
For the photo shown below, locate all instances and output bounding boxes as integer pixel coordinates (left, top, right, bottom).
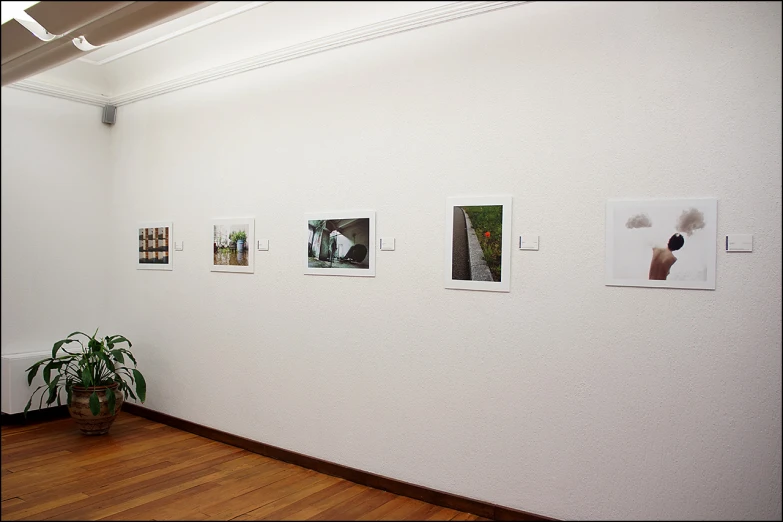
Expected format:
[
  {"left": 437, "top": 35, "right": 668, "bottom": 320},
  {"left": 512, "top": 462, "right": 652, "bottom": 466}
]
[
  {"left": 445, "top": 196, "right": 512, "bottom": 292},
  {"left": 305, "top": 211, "right": 375, "bottom": 277},
  {"left": 211, "top": 218, "right": 255, "bottom": 273},
  {"left": 137, "top": 222, "right": 172, "bottom": 270},
  {"left": 606, "top": 198, "right": 718, "bottom": 290}
]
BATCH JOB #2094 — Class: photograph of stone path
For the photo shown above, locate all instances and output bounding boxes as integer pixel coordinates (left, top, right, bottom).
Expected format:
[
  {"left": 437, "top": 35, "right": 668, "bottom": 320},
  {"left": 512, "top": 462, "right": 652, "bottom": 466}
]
[{"left": 451, "top": 205, "right": 503, "bottom": 282}]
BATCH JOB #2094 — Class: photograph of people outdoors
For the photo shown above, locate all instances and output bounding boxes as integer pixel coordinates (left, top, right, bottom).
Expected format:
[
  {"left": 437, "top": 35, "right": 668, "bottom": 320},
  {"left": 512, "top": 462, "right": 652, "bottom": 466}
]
[
  {"left": 606, "top": 198, "right": 717, "bottom": 290},
  {"left": 445, "top": 197, "right": 511, "bottom": 292},
  {"left": 305, "top": 212, "right": 375, "bottom": 276},
  {"left": 212, "top": 218, "right": 254, "bottom": 273}
]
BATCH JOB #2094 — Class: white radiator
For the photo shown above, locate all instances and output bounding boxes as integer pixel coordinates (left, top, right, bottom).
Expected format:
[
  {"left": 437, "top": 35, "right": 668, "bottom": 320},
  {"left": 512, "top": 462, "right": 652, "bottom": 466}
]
[{"left": 1, "top": 351, "right": 59, "bottom": 414}]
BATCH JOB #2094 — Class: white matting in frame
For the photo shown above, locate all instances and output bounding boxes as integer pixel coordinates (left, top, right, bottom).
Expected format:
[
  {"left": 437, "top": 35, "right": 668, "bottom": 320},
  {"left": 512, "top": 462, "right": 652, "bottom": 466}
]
[
  {"left": 305, "top": 211, "right": 376, "bottom": 277},
  {"left": 211, "top": 218, "right": 255, "bottom": 273},
  {"left": 137, "top": 222, "right": 173, "bottom": 271},
  {"left": 445, "top": 196, "right": 512, "bottom": 292},
  {"left": 605, "top": 198, "right": 717, "bottom": 290}
]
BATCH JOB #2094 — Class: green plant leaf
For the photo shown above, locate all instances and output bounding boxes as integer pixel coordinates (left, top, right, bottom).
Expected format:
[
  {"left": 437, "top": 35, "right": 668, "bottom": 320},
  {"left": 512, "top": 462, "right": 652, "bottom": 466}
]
[
  {"left": 46, "top": 376, "right": 61, "bottom": 405},
  {"left": 26, "top": 362, "right": 43, "bottom": 386},
  {"left": 118, "top": 367, "right": 135, "bottom": 384},
  {"left": 81, "top": 367, "right": 92, "bottom": 387},
  {"left": 42, "top": 360, "right": 63, "bottom": 385},
  {"left": 22, "top": 386, "right": 46, "bottom": 418},
  {"left": 132, "top": 369, "right": 146, "bottom": 403},
  {"left": 123, "top": 384, "right": 137, "bottom": 401},
  {"left": 112, "top": 336, "right": 133, "bottom": 349},
  {"left": 51, "top": 339, "right": 75, "bottom": 358},
  {"left": 89, "top": 391, "right": 100, "bottom": 416},
  {"left": 117, "top": 380, "right": 135, "bottom": 401},
  {"left": 88, "top": 338, "right": 102, "bottom": 353},
  {"left": 98, "top": 352, "right": 115, "bottom": 373},
  {"left": 67, "top": 331, "right": 88, "bottom": 338},
  {"left": 38, "top": 387, "right": 47, "bottom": 410},
  {"left": 110, "top": 350, "right": 125, "bottom": 364},
  {"left": 58, "top": 345, "right": 79, "bottom": 357},
  {"left": 121, "top": 349, "right": 137, "bottom": 366},
  {"left": 46, "top": 363, "right": 59, "bottom": 383},
  {"left": 106, "top": 387, "right": 116, "bottom": 415}
]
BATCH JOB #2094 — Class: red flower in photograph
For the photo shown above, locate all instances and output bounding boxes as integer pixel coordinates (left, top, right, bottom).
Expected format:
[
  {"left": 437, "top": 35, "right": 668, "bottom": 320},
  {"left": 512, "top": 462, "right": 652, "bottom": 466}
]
[{"left": 484, "top": 231, "right": 491, "bottom": 238}]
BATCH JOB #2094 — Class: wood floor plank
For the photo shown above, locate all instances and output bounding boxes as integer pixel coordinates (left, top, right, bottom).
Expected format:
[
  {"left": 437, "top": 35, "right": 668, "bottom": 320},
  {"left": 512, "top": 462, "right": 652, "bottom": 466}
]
[
  {"left": 79, "top": 435, "right": 211, "bottom": 471},
  {"left": 172, "top": 511, "right": 211, "bottom": 520},
  {"left": 3, "top": 450, "right": 74, "bottom": 472},
  {"left": 159, "top": 473, "right": 331, "bottom": 521},
  {"left": 374, "top": 497, "right": 442, "bottom": 521},
  {"left": 1, "top": 492, "right": 90, "bottom": 521},
  {"left": 277, "top": 483, "right": 369, "bottom": 520},
  {"left": 15, "top": 461, "right": 174, "bottom": 505},
  {"left": 2, "top": 416, "right": 148, "bottom": 452},
  {"left": 0, "top": 412, "right": 490, "bottom": 521},
  {"left": 308, "top": 487, "right": 399, "bottom": 520},
  {"left": 261, "top": 480, "right": 357, "bottom": 519},
  {"left": 200, "top": 468, "right": 321, "bottom": 519},
  {"left": 210, "top": 452, "right": 270, "bottom": 473},
  {"left": 231, "top": 476, "right": 344, "bottom": 520},
  {"left": 140, "top": 465, "right": 312, "bottom": 520},
  {"left": 1, "top": 465, "right": 89, "bottom": 500},
  {"left": 3, "top": 427, "right": 192, "bottom": 472},
  {"left": 424, "top": 506, "right": 465, "bottom": 520},
  {"left": 97, "top": 482, "right": 225, "bottom": 520},
  {"left": 1, "top": 498, "right": 25, "bottom": 509},
  {"left": 401, "top": 502, "right": 448, "bottom": 521},
  {"left": 0, "top": 437, "right": 215, "bottom": 500},
  {"left": 355, "top": 496, "right": 417, "bottom": 520},
  {"left": 49, "top": 469, "right": 233, "bottom": 521},
  {"left": 28, "top": 450, "right": 247, "bottom": 520}
]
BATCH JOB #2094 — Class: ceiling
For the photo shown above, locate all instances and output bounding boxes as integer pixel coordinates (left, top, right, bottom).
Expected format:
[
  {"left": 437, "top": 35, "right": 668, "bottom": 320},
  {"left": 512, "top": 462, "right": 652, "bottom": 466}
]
[
  {"left": 77, "top": 1, "right": 268, "bottom": 65},
  {"left": 0, "top": 1, "right": 215, "bottom": 87},
  {"left": 5, "top": 1, "right": 525, "bottom": 108}
]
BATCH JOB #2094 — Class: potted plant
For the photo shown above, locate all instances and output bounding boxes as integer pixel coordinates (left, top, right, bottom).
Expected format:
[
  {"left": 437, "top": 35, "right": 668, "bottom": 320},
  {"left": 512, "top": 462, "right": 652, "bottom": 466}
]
[
  {"left": 24, "top": 329, "right": 147, "bottom": 435},
  {"left": 230, "top": 230, "right": 247, "bottom": 252}
]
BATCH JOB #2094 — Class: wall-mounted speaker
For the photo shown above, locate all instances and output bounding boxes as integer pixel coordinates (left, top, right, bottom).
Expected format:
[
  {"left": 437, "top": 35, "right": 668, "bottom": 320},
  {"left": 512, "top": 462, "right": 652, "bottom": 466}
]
[{"left": 102, "top": 104, "right": 117, "bottom": 125}]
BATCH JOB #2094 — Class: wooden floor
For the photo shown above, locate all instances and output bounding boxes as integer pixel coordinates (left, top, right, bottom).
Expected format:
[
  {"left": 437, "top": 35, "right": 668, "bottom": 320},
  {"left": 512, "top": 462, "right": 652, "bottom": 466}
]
[{"left": 1, "top": 413, "right": 491, "bottom": 521}]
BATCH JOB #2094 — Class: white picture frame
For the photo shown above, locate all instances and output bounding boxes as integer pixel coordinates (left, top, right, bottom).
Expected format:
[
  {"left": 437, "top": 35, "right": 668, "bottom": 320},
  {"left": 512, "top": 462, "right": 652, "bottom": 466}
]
[
  {"left": 211, "top": 218, "right": 255, "bottom": 273},
  {"left": 305, "top": 211, "right": 376, "bottom": 277},
  {"left": 137, "top": 221, "right": 173, "bottom": 271},
  {"left": 605, "top": 198, "right": 718, "bottom": 290},
  {"left": 445, "top": 196, "right": 512, "bottom": 292}
]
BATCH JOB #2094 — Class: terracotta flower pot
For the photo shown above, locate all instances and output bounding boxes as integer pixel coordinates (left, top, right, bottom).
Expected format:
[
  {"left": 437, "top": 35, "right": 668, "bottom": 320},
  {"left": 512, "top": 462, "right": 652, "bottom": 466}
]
[{"left": 68, "top": 383, "right": 124, "bottom": 436}]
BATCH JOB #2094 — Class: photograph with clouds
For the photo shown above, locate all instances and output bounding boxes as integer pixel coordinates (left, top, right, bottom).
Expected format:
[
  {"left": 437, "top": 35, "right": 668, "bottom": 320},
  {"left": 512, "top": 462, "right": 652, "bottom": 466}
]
[{"left": 605, "top": 198, "right": 718, "bottom": 290}]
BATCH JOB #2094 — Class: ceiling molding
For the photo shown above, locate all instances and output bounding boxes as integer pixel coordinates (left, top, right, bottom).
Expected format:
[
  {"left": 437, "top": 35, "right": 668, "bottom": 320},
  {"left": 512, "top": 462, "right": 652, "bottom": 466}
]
[
  {"left": 7, "top": 1, "right": 527, "bottom": 109},
  {"left": 8, "top": 78, "right": 109, "bottom": 106},
  {"left": 111, "top": 1, "right": 526, "bottom": 107},
  {"left": 77, "top": 1, "right": 271, "bottom": 66}
]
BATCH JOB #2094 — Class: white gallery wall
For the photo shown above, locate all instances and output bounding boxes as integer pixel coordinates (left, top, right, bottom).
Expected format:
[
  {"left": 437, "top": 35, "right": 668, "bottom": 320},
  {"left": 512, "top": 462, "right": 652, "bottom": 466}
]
[
  {"left": 1, "top": 89, "right": 112, "bottom": 355},
  {"left": 1, "top": 2, "right": 780, "bottom": 520}
]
